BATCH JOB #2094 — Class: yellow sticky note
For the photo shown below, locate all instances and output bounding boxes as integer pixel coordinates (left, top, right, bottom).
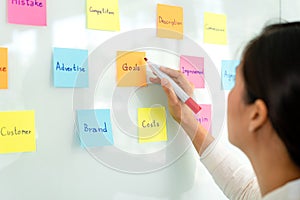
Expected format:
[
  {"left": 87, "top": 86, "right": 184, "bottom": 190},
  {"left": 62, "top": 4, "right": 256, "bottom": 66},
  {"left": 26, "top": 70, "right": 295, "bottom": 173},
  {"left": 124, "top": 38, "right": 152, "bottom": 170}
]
[
  {"left": 204, "top": 12, "right": 227, "bottom": 45},
  {"left": 116, "top": 51, "right": 147, "bottom": 87},
  {"left": 0, "top": 111, "right": 36, "bottom": 154},
  {"left": 157, "top": 4, "right": 183, "bottom": 39},
  {"left": 86, "top": 0, "right": 120, "bottom": 31},
  {"left": 138, "top": 107, "right": 167, "bottom": 143},
  {"left": 0, "top": 48, "right": 8, "bottom": 89}
]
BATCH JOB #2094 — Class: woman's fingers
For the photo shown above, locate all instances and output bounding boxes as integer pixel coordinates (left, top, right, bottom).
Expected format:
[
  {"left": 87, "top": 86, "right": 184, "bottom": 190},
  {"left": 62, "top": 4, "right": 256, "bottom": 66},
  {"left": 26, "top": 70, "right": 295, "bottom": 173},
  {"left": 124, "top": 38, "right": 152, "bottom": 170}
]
[
  {"left": 149, "top": 77, "right": 161, "bottom": 84},
  {"left": 161, "top": 78, "right": 179, "bottom": 106},
  {"left": 160, "top": 78, "right": 182, "bottom": 122},
  {"left": 150, "top": 66, "right": 194, "bottom": 96},
  {"left": 159, "top": 67, "right": 181, "bottom": 79},
  {"left": 160, "top": 67, "right": 194, "bottom": 96}
]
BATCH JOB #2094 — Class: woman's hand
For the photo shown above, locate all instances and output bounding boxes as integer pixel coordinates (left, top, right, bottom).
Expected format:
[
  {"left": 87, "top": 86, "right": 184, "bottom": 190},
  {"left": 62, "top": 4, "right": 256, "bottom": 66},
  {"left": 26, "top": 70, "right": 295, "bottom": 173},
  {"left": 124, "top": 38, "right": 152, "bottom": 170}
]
[
  {"left": 149, "top": 66, "right": 194, "bottom": 123},
  {"left": 150, "top": 66, "right": 214, "bottom": 155}
]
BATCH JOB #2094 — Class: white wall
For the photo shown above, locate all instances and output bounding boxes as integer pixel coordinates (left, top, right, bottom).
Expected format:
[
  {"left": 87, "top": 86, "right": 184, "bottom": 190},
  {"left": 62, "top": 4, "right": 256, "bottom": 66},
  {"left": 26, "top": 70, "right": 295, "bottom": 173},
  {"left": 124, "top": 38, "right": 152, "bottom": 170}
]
[
  {"left": 281, "top": 0, "right": 300, "bottom": 21},
  {"left": 1, "top": 0, "right": 295, "bottom": 200}
]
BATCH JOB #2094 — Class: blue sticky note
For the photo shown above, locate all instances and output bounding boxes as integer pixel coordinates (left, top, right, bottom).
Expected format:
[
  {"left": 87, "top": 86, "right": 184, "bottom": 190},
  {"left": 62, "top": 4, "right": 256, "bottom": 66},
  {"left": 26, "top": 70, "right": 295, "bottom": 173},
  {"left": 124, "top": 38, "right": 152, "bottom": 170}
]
[
  {"left": 76, "top": 109, "right": 114, "bottom": 147},
  {"left": 221, "top": 60, "right": 240, "bottom": 90},
  {"left": 53, "top": 47, "right": 88, "bottom": 88}
]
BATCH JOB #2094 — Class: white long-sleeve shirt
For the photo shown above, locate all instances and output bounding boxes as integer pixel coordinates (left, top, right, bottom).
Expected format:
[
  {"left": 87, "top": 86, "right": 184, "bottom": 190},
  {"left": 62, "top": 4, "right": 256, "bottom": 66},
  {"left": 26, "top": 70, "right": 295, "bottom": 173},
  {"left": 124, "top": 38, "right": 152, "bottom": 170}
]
[{"left": 200, "top": 140, "right": 300, "bottom": 200}]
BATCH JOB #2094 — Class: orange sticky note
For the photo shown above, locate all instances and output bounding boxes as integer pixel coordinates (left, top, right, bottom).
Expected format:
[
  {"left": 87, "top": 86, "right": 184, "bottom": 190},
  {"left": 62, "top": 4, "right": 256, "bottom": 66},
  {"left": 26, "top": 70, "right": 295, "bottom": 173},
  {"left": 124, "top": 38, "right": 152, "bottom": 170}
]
[
  {"left": 0, "top": 111, "right": 36, "bottom": 154},
  {"left": 204, "top": 12, "right": 227, "bottom": 45},
  {"left": 0, "top": 48, "right": 8, "bottom": 89},
  {"left": 157, "top": 4, "right": 183, "bottom": 39},
  {"left": 116, "top": 51, "right": 147, "bottom": 87}
]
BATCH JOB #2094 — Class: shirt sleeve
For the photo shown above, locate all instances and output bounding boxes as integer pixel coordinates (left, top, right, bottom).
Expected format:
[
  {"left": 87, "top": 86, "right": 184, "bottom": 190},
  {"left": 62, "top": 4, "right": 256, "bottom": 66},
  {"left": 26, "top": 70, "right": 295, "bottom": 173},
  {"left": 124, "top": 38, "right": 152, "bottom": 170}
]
[{"left": 200, "top": 140, "right": 262, "bottom": 200}]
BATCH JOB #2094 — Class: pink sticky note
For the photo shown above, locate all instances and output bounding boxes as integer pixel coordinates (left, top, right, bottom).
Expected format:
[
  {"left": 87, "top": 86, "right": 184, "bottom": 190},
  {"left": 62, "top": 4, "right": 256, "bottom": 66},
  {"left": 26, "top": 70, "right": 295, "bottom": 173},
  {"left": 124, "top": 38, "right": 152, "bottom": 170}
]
[
  {"left": 180, "top": 55, "right": 204, "bottom": 88},
  {"left": 196, "top": 104, "right": 211, "bottom": 133},
  {"left": 8, "top": 0, "right": 47, "bottom": 26}
]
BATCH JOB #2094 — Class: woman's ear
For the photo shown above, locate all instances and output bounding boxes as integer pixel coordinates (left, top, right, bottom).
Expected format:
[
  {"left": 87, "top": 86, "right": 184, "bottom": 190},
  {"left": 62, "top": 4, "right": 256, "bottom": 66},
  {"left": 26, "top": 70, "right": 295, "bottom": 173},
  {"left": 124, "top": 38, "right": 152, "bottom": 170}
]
[{"left": 248, "top": 99, "right": 268, "bottom": 132}]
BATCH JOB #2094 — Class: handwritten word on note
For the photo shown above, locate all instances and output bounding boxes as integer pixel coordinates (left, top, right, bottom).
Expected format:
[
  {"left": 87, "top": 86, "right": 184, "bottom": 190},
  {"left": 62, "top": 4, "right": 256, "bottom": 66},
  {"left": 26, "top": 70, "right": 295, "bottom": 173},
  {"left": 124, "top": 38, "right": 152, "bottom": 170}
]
[
  {"left": 204, "top": 12, "right": 227, "bottom": 45},
  {"left": 157, "top": 4, "right": 183, "bottom": 39},
  {"left": 0, "top": 48, "right": 8, "bottom": 89},
  {"left": 86, "top": 0, "right": 120, "bottom": 31},
  {"left": 0, "top": 111, "right": 36, "bottom": 154},
  {"left": 77, "top": 109, "right": 114, "bottom": 147},
  {"left": 53, "top": 47, "right": 88, "bottom": 88},
  {"left": 221, "top": 60, "right": 240, "bottom": 90},
  {"left": 8, "top": 0, "right": 47, "bottom": 26},
  {"left": 138, "top": 107, "right": 167, "bottom": 143},
  {"left": 180, "top": 55, "right": 204, "bottom": 88},
  {"left": 195, "top": 104, "right": 211, "bottom": 133},
  {"left": 116, "top": 51, "right": 147, "bottom": 87}
]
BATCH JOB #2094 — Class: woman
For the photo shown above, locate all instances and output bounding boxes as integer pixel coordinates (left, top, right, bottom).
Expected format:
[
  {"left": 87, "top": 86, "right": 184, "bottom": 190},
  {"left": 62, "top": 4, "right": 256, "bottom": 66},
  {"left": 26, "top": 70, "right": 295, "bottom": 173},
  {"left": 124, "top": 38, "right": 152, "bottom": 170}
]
[{"left": 150, "top": 22, "right": 300, "bottom": 199}]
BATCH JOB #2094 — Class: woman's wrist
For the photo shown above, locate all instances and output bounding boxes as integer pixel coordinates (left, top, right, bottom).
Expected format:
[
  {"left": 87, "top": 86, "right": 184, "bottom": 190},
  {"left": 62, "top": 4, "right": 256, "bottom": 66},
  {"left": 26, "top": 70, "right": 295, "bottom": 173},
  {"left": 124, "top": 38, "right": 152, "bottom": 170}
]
[
  {"left": 180, "top": 111, "right": 198, "bottom": 136},
  {"left": 180, "top": 111, "right": 215, "bottom": 155}
]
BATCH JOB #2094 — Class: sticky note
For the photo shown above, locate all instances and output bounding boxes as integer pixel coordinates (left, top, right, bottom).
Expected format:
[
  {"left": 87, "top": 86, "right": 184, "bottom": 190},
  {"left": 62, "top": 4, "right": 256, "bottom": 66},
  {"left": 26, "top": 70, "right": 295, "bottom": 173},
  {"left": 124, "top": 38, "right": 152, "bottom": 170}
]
[
  {"left": 138, "top": 107, "right": 167, "bottom": 143},
  {"left": 8, "top": 0, "right": 47, "bottom": 26},
  {"left": 76, "top": 109, "right": 114, "bottom": 147},
  {"left": 204, "top": 12, "right": 227, "bottom": 45},
  {"left": 53, "top": 47, "right": 88, "bottom": 88},
  {"left": 0, "top": 48, "right": 8, "bottom": 89},
  {"left": 195, "top": 104, "right": 211, "bottom": 133},
  {"left": 116, "top": 51, "right": 147, "bottom": 87},
  {"left": 157, "top": 4, "right": 183, "bottom": 39},
  {"left": 0, "top": 111, "right": 36, "bottom": 154},
  {"left": 221, "top": 60, "right": 240, "bottom": 90},
  {"left": 180, "top": 55, "right": 204, "bottom": 88},
  {"left": 86, "top": 0, "right": 120, "bottom": 31}
]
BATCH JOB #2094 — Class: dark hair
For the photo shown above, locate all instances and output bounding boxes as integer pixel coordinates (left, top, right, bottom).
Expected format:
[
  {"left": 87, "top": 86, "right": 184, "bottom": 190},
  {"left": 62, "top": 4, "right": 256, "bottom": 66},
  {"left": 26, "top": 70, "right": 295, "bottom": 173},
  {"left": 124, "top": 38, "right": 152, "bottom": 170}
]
[{"left": 242, "top": 22, "right": 300, "bottom": 167}]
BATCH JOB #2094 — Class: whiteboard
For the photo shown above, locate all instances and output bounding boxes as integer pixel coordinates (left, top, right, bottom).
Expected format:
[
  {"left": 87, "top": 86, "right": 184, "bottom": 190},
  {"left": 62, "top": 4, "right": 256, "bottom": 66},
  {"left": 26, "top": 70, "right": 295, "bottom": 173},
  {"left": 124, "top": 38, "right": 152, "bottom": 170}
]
[{"left": 1, "top": 0, "right": 296, "bottom": 199}]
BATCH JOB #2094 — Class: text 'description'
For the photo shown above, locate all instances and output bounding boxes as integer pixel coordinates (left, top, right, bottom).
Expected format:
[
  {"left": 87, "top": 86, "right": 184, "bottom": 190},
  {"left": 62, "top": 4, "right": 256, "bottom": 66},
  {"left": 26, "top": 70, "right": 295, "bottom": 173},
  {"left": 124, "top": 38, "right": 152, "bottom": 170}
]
[{"left": 157, "top": 4, "right": 183, "bottom": 39}]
